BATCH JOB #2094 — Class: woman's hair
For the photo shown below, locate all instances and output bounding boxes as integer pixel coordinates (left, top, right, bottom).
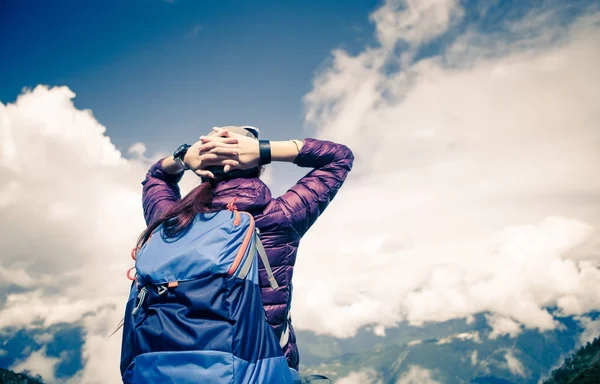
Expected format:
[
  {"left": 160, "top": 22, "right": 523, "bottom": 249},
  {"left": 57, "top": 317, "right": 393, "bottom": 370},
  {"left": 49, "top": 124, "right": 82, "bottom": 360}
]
[{"left": 136, "top": 166, "right": 262, "bottom": 249}]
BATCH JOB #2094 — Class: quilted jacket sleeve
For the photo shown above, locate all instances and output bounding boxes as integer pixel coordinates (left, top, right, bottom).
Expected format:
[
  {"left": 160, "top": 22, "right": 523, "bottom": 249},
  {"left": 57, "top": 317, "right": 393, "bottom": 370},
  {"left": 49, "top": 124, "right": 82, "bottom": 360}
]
[
  {"left": 276, "top": 138, "right": 354, "bottom": 236},
  {"left": 141, "top": 159, "right": 184, "bottom": 226}
]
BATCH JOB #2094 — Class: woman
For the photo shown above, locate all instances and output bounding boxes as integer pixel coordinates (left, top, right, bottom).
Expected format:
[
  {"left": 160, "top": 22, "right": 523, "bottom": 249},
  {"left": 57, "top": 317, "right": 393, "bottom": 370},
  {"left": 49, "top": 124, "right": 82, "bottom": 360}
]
[{"left": 139, "top": 126, "right": 353, "bottom": 375}]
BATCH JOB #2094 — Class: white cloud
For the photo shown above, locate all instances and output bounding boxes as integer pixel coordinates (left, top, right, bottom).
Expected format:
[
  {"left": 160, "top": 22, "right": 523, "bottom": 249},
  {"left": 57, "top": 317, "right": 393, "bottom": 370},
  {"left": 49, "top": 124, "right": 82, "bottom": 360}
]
[
  {"left": 486, "top": 315, "right": 523, "bottom": 340},
  {"left": 10, "top": 347, "right": 59, "bottom": 383},
  {"left": 67, "top": 306, "right": 123, "bottom": 384},
  {"left": 335, "top": 370, "right": 381, "bottom": 384},
  {"left": 457, "top": 332, "right": 481, "bottom": 343},
  {"left": 33, "top": 333, "right": 54, "bottom": 345},
  {"left": 437, "top": 331, "right": 481, "bottom": 344},
  {"left": 127, "top": 142, "right": 146, "bottom": 158},
  {"left": 396, "top": 365, "right": 440, "bottom": 384},
  {"left": 504, "top": 350, "right": 526, "bottom": 377},
  {"left": 0, "top": 263, "right": 52, "bottom": 289},
  {"left": 370, "top": 0, "right": 463, "bottom": 48},
  {"left": 470, "top": 350, "right": 478, "bottom": 366},
  {"left": 292, "top": 0, "right": 600, "bottom": 339},
  {"left": 577, "top": 315, "right": 600, "bottom": 345},
  {"left": 373, "top": 324, "right": 387, "bottom": 336},
  {"left": 0, "top": 85, "right": 150, "bottom": 383}
]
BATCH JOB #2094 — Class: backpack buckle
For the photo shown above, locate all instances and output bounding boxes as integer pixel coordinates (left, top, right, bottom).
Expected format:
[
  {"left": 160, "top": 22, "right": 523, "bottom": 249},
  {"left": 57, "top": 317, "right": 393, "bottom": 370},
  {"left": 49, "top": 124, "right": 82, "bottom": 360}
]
[
  {"left": 157, "top": 285, "right": 168, "bottom": 295},
  {"left": 157, "top": 281, "right": 179, "bottom": 296}
]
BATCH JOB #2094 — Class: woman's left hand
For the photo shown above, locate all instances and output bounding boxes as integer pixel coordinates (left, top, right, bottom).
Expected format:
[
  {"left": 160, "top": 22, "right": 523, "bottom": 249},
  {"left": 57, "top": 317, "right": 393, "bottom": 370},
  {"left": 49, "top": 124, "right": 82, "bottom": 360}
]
[{"left": 184, "top": 128, "right": 240, "bottom": 178}]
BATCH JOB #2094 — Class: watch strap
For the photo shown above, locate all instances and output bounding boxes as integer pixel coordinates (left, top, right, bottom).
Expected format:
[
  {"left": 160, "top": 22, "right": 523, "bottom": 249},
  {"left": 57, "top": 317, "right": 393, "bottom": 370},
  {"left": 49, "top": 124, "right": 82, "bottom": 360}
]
[
  {"left": 173, "top": 157, "right": 186, "bottom": 171},
  {"left": 258, "top": 140, "right": 271, "bottom": 165}
]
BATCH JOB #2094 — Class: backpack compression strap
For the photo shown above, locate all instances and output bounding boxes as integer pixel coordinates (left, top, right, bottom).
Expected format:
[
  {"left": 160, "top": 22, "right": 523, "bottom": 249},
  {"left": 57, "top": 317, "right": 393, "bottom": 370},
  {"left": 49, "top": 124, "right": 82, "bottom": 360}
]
[
  {"left": 256, "top": 232, "right": 290, "bottom": 348},
  {"left": 302, "top": 375, "right": 332, "bottom": 383},
  {"left": 255, "top": 234, "right": 279, "bottom": 290}
]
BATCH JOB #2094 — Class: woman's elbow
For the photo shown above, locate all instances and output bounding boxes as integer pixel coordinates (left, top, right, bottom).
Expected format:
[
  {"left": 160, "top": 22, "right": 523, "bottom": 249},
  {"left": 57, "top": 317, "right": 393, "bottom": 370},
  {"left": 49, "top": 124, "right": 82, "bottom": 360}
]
[{"left": 337, "top": 144, "right": 355, "bottom": 171}]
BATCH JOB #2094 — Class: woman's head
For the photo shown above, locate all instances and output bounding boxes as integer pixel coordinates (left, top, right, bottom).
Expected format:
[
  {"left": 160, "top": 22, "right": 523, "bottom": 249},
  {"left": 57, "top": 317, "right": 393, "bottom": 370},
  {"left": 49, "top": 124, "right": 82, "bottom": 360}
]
[
  {"left": 137, "top": 126, "right": 263, "bottom": 247},
  {"left": 208, "top": 125, "right": 259, "bottom": 139}
]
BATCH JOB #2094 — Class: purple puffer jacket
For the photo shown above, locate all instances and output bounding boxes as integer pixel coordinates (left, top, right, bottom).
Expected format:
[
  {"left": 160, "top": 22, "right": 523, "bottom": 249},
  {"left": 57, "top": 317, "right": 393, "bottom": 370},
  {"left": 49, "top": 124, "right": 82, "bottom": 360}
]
[{"left": 140, "top": 138, "right": 354, "bottom": 370}]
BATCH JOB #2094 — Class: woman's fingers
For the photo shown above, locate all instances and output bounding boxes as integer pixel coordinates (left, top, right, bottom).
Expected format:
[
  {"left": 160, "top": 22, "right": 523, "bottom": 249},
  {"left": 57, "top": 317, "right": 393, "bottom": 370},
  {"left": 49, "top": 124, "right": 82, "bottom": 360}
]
[
  {"left": 195, "top": 158, "right": 238, "bottom": 176},
  {"left": 200, "top": 136, "right": 238, "bottom": 144},
  {"left": 202, "top": 147, "right": 238, "bottom": 156},
  {"left": 198, "top": 155, "right": 239, "bottom": 167},
  {"left": 199, "top": 141, "right": 239, "bottom": 154},
  {"left": 199, "top": 153, "right": 238, "bottom": 162},
  {"left": 222, "top": 160, "right": 240, "bottom": 173},
  {"left": 212, "top": 127, "right": 230, "bottom": 137},
  {"left": 194, "top": 169, "right": 215, "bottom": 179}
]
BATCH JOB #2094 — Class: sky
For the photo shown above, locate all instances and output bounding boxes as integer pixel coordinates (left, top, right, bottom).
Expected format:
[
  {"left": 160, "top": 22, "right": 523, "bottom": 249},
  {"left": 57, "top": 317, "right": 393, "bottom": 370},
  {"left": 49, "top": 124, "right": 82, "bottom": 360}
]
[
  {"left": 1, "top": 0, "right": 600, "bottom": 383},
  {"left": 1, "top": 0, "right": 380, "bottom": 152}
]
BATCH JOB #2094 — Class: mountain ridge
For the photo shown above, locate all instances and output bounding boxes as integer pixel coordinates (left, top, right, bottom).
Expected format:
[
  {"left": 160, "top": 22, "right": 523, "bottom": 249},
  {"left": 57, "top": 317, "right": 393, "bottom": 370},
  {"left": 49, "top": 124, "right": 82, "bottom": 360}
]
[
  {"left": 543, "top": 336, "right": 600, "bottom": 384},
  {"left": 0, "top": 368, "right": 44, "bottom": 384}
]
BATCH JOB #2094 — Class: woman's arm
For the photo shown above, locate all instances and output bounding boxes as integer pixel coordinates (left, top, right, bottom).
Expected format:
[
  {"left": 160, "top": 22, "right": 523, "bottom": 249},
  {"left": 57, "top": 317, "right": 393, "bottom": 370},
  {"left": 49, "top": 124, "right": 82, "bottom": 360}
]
[
  {"left": 199, "top": 131, "right": 354, "bottom": 236},
  {"left": 275, "top": 138, "right": 354, "bottom": 236},
  {"left": 141, "top": 158, "right": 184, "bottom": 226}
]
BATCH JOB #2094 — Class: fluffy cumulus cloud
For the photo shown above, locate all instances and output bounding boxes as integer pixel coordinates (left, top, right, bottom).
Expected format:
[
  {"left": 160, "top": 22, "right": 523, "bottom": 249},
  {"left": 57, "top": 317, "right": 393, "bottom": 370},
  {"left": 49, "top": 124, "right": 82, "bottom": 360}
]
[
  {"left": 293, "top": 0, "right": 600, "bottom": 339},
  {"left": 335, "top": 369, "right": 381, "bottom": 384},
  {"left": 503, "top": 350, "right": 526, "bottom": 377},
  {"left": 577, "top": 315, "right": 600, "bottom": 345},
  {"left": 0, "top": 86, "right": 207, "bottom": 382},
  {"left": 10, "top": 348, "right": 60, "bottom": 383},
  {"left": 396, "top": 365, "right": 440, "bottom": 384}
]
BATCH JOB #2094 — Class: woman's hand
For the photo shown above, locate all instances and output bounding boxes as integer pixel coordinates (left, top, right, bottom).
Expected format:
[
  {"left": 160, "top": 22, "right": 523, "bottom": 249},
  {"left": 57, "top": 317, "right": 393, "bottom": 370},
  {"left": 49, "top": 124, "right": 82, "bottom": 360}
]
[
  {"left": 198, "top": 126, "right": 261, "bottom": 172},
  {"left": 183, "top": 128, "right": 241, "bottom": 178}
]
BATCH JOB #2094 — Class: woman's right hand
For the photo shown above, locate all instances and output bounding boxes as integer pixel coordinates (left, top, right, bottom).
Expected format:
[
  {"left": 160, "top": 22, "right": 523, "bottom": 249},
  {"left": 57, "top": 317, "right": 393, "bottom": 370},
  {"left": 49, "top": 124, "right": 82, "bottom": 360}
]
[{"left": 199, "top": 127, "right": 261, "bottom": 172}]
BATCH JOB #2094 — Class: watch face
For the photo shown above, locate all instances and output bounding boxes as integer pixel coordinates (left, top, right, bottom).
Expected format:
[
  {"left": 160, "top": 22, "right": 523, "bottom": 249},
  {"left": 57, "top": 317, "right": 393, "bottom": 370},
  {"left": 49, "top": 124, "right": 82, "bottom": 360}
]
[{"left": 174, "top": 144, "right": 190, "bottom": 159}]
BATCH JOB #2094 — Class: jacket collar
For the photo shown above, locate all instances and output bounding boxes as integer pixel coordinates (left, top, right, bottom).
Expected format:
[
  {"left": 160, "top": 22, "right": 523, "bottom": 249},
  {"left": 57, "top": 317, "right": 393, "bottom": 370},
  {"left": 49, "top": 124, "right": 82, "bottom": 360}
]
[{"left": 211, "top": 178, "right": 271, "bottom": 212}]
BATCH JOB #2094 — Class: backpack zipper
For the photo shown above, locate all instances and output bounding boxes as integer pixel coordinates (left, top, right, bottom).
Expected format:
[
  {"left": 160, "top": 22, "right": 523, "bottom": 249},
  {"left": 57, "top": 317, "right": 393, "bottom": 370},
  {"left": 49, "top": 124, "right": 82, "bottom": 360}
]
[
  {"left": 236, "top": 241, "right": 256, "bottom": 280},
  {"left": 227, "top": 212, "right": 255, "bottom": 276},
  {"left": 226, "top": 213, "right": 279, "bottom": 290}
]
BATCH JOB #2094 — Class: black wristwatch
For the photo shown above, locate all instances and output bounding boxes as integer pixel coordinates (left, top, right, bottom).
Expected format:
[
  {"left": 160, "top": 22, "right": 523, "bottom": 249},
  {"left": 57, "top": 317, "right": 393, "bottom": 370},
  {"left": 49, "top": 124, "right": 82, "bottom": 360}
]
[
  {"left": 173, "top": 144, "right": 191, "bottom": 170},
  {"left": 258, "top": 140, "right": 271, "bottom": 165}
]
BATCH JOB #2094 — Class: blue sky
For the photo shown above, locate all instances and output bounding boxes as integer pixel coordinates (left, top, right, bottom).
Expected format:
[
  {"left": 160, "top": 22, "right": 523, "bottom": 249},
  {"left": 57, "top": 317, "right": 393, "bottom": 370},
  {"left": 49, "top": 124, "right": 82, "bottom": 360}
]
[{"left": 1, "top": 0, "right": 381, "bottom": 154}]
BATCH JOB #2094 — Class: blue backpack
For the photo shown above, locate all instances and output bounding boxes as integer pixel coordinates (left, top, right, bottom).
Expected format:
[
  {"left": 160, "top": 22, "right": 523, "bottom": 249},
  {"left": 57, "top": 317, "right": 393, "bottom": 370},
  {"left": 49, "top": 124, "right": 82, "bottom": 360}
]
[{"left": 120, "top": 208, "right": 295, "bottom": 383}]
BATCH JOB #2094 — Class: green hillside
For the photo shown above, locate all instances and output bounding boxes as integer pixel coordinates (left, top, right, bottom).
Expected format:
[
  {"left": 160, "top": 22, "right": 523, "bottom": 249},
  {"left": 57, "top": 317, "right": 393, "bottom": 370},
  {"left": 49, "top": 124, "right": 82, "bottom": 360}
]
[
  {"left": 0, "top": 368, "right": 44, "bottom": 384},
  {"left": 544, "top": 337, "right": 600, "bottom": 384}
]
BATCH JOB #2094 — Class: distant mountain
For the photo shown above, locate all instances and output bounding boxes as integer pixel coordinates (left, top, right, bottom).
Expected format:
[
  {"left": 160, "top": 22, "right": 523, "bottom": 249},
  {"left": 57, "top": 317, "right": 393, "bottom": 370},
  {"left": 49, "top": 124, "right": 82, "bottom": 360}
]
[
  {"left": 0, "top": 368, "right": 44, "bottom": 384},
  {"left": 0, "top": 313, "right": 597, "bottom": 383},
  {"left": 298, "top": 313, "right": 598, "bottom": 383},
  {"left": 543, "top": 337, "right": 600, "bottom": 384}
]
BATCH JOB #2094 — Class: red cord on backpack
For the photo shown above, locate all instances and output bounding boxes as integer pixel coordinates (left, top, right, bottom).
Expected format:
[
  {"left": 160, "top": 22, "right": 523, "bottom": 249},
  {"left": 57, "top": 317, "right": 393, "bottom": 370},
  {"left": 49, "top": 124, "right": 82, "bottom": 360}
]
[
  {"left": 226, "top": 198, "right": 238, "bottom": 211},
  {"left": 131, "top": 247, "right": 140, "bottom": 260},
  {"left": 126, "top": 266, "right": 136, "bottom": 281},
  {"left": 126, "top": 233, "right": 153, "bottom": 280}
]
